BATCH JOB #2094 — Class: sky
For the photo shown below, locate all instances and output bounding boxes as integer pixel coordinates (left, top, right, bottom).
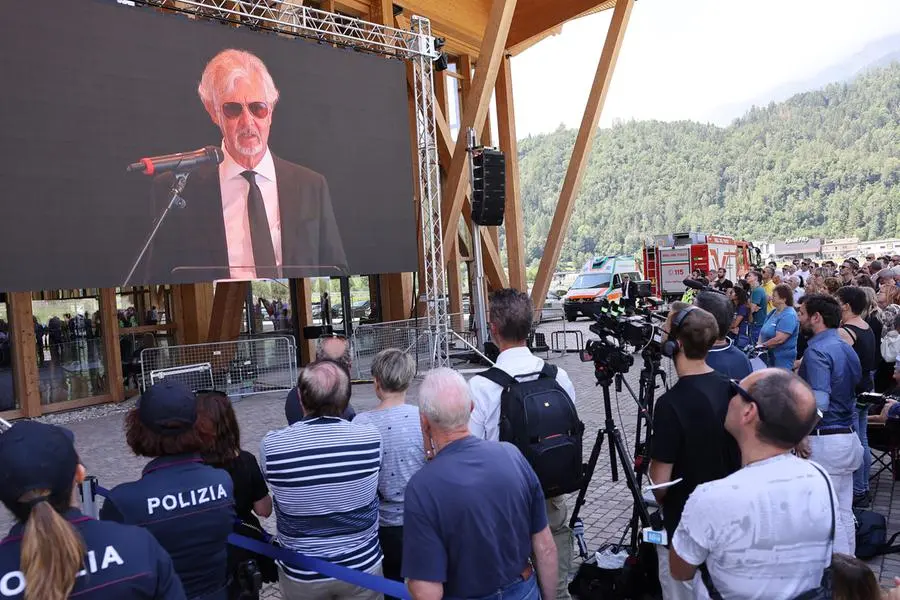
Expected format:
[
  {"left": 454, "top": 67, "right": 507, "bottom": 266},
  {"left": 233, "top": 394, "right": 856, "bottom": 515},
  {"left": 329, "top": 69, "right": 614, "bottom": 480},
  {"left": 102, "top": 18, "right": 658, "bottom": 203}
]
[{"left": 506, "top": 0, "right": 900, "bottom": 137}]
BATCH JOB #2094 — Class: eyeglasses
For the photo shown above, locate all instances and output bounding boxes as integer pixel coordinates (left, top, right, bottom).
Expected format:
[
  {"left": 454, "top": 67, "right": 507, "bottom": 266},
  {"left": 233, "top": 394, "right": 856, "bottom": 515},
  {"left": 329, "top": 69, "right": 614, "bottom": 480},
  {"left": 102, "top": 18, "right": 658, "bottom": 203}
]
[
  {"left": 222, "top": 101, "right": 270, "bottom": 120},
  {"left": 730, "top": 379, "right": 767, "bottom": 422}
]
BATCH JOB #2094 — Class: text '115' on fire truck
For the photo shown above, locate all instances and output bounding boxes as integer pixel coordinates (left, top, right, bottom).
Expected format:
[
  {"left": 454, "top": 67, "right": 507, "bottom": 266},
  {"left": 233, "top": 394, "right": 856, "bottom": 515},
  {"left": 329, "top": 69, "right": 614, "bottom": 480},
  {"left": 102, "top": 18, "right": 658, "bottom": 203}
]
[{"left": 642, "top": 232, "right": 762, "bottom": 302}]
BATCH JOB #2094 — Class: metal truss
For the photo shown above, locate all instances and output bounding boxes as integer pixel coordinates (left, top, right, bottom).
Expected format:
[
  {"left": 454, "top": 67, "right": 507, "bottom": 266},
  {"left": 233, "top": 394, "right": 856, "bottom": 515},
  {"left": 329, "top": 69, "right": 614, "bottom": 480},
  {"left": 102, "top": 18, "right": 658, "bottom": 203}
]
[
  {"left": 138, "top": 0, "right": 439, "bottom": 60},
  {"left": 132, "top": 0, "right": 451, "bottom": 367},
  {"left": 410, "top": 16, "right": 450, "bottom": 367}
]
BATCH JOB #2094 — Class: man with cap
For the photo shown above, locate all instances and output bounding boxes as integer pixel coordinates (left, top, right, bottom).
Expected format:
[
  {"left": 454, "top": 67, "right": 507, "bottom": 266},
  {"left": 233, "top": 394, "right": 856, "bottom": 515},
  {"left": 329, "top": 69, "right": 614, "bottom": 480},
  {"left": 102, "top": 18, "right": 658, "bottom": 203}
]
[
  {"left": 0, "top": 421, "right": 186, "bottom": 599},
  {"left": 100, "top": 381, "right": 235, "bottom": 600}
]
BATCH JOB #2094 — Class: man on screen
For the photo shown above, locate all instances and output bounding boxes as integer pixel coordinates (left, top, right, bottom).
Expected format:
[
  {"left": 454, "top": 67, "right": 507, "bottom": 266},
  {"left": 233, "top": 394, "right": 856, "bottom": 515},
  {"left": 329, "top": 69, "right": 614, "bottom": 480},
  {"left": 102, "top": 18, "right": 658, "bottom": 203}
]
[{"left": 142, "top": 49, "right": 347, "bottom": 282}]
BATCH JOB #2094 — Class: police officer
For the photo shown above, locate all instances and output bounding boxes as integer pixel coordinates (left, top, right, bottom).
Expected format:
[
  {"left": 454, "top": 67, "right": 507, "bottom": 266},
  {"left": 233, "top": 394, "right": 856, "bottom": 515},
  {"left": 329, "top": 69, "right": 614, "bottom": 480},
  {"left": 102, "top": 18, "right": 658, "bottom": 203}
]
[
  {"left": 0, "top": 421, "right": 185, "bottom": 599},
  {"left": 100, "top": 382, "right": 235, "bottom": 600}
]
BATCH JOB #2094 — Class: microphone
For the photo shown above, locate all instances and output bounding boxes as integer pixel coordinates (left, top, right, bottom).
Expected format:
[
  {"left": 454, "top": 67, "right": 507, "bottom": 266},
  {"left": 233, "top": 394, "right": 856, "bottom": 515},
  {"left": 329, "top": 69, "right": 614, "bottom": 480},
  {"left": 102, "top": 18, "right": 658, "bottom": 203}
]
[
  {"left": 127, "top": 146, "right": 224, "bottom": 175},
  {"left": 682, "top": 278, "right": 726, "bottom": 295}
]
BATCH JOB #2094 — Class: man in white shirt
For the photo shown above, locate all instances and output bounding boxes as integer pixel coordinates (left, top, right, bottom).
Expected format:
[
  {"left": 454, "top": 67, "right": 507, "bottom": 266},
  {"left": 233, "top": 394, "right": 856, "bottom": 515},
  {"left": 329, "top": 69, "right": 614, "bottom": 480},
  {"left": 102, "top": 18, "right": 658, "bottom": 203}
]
[
  {"left": 142, "top": 49, "right": 347, "bottom": 282},
  {"left": 796, "top": 260, "right": 812, "bottom": 287},
  {"left": 469, "top": 288, "right": 576, "bottom": 600},
  {"left": 669, "top": 368, "right": 836, "bottom": 600}
]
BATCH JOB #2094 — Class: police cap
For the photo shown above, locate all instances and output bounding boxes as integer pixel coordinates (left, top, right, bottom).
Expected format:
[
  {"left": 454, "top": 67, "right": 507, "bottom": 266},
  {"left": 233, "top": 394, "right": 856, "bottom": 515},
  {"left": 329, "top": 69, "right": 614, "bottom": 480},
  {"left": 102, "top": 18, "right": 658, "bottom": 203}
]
[{"left": 0, "top": 421, "right": 78, "bottom": 506}]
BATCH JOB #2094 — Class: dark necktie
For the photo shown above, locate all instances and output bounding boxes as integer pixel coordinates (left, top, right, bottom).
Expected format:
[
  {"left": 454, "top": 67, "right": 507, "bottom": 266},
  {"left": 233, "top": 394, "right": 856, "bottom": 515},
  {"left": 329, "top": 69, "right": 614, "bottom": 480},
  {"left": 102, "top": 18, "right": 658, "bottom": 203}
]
[{"left": 240, "top": 170, "right": 277, "bottom": 278}]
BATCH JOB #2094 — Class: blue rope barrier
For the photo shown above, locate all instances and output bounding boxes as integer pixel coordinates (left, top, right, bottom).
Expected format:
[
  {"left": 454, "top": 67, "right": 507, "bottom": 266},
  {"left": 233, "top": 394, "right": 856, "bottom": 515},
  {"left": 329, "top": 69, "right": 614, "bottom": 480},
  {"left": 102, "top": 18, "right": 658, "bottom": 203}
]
[{"left": 93, "top": 485, "right": 410, "bottom": 599}]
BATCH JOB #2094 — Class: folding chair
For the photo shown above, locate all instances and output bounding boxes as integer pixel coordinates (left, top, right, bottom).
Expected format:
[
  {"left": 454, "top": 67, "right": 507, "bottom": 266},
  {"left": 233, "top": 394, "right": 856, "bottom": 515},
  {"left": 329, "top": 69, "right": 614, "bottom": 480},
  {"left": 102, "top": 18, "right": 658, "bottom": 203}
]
[{"left": 868, "top": 418, "right": 900, "bottom": 482}]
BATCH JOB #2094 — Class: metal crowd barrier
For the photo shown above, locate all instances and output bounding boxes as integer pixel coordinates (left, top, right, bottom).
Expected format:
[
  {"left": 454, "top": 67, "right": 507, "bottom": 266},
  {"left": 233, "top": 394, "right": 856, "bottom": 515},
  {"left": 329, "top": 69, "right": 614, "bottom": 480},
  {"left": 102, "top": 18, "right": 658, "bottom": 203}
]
[
  {"left": 351, "top": 317, "right": 435, "bottom": 379},
  {"left": 140, "top": 336, "right": 297, "bottom": 398}
]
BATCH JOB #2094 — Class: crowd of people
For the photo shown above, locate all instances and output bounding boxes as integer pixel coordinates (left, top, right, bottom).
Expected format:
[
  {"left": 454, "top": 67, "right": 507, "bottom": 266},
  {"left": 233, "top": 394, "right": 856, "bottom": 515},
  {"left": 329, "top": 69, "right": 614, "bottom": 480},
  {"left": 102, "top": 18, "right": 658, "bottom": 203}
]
[{"left": 2, "top": 274, "right": 900, "bottom": 599}]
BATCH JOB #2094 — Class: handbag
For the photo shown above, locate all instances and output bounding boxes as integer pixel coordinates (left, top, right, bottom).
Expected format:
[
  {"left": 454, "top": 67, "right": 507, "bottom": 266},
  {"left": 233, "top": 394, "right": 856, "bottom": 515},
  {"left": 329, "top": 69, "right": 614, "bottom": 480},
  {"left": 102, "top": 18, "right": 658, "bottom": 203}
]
[{"left": 699, "top": 463, "right": 835, "bottom": 599}]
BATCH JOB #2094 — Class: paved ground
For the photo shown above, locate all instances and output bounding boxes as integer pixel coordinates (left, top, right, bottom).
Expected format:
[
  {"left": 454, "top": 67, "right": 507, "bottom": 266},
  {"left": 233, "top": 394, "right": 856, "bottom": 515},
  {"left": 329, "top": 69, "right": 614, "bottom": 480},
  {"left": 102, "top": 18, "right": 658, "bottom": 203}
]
[{"left": 2, "top": 317, "right": 899, "bottom": 596}]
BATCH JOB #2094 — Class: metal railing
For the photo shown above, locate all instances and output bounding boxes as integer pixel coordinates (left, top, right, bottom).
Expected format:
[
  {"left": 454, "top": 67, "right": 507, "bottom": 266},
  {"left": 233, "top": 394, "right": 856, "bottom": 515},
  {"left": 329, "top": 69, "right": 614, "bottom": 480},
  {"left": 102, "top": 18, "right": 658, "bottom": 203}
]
[{"left": 140, "top": 336, "right": 297, "bottom": 399}]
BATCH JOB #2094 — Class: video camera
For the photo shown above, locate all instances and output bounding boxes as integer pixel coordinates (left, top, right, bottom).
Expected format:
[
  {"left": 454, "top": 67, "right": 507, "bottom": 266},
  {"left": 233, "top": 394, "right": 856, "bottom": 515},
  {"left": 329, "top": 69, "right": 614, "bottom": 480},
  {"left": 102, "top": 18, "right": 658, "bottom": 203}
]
[{"left": 580, "top": 299, "right": 668, "bottom": 381}]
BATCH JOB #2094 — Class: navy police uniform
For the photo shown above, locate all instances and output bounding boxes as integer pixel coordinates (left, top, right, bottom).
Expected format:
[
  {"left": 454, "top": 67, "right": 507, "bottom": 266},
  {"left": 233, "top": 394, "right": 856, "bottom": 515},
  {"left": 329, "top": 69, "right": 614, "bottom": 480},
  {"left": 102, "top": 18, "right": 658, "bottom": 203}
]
[
  {"left": 0, "top": 420, "right": 186, "bottom": 599},
  {"left": 0, "top": 509, "right": 185, "bottom": 599},
  {"left": 100, "top": 381, "right": 236, "bottom": 599},
  {"left": 101, "top": 456, "right": 235, "bottom": 599}
]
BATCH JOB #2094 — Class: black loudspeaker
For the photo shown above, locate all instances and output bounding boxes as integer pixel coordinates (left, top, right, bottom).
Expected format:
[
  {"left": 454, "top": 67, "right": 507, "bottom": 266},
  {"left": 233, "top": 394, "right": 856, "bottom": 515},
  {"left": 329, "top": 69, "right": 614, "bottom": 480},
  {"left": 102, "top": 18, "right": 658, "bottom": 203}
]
[{"left": 471, "top": 148, "right": 506, "bottom": 226}]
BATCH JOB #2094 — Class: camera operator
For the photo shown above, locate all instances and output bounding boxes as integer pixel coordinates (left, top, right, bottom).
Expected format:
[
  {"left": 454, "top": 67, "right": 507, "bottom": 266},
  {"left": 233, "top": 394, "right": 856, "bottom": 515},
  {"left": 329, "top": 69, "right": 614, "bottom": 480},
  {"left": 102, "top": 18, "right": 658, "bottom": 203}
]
[
  {"left": 469, "top": 288, "right": 577, "bottom": 600},
  {"left": 648, "top": 303, "right": 740, "bottom": 600},
  {"left": 694, "top": 291, "right": 752, "bottom": 380},
  {"left": 669, "top": 370, "right": 836, "bottom": 599}
]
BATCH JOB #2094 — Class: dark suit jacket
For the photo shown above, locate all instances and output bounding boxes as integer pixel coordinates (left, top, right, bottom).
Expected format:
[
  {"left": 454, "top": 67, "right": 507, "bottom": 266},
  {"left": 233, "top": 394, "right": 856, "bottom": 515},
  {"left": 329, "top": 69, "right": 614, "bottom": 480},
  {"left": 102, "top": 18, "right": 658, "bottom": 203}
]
[{"left": 139, "top": 155, "right": 348, "bottom": 284}]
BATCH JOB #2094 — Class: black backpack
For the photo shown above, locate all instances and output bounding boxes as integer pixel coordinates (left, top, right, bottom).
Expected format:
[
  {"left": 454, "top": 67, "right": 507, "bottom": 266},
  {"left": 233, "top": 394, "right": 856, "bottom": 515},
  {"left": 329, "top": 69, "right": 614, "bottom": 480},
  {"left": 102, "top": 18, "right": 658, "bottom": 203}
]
[
  {"left": 854, "top": 509, "right": 900, "bottom": 560},
  {"left": 479, "top": 363, "right": 585, "bottom": 497}
]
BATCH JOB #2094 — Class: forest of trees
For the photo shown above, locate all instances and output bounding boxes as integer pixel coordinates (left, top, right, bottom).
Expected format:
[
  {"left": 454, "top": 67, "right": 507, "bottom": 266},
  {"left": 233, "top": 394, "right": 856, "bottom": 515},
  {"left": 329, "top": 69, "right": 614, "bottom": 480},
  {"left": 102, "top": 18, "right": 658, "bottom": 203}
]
[{"left": 513, "top": 62, "right": 900, "bottom": 273}]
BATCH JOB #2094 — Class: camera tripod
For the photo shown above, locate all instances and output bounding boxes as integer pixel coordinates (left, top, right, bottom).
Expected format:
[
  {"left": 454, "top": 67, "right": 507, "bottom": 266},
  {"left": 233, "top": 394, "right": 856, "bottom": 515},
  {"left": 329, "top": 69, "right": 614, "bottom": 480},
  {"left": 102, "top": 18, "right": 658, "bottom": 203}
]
[{"left": 569, "top": 348, "right": 668, "bottom": 558}]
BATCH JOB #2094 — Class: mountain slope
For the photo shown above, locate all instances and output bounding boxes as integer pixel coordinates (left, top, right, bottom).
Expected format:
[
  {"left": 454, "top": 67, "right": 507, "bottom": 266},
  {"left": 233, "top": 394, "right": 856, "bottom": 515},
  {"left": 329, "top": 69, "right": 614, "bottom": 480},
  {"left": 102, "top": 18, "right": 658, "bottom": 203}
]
[{"left": 514, "top": 61, "right": 900, "bottom": 271}]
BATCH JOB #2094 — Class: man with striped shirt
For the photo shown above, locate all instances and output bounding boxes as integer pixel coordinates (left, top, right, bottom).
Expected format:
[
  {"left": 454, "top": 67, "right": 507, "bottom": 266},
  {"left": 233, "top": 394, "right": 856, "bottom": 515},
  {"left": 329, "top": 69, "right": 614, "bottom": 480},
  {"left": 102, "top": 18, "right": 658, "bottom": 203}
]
[{"left": 261, "top": 359, "right": 383, "bottom": 599}]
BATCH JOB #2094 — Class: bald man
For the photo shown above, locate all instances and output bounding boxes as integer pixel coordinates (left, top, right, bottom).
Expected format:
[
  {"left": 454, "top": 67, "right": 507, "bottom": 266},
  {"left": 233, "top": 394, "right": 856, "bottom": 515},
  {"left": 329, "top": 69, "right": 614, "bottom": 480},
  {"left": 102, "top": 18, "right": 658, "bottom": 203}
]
[
  {"left": 669, "top": 370, "right": 836, "bottom": 599},
  {"left": 402, "top": 368, "right": 557, "bottom": 600},
  {"left": 285, "top": 336, "right": 355, "bottom": 424}
]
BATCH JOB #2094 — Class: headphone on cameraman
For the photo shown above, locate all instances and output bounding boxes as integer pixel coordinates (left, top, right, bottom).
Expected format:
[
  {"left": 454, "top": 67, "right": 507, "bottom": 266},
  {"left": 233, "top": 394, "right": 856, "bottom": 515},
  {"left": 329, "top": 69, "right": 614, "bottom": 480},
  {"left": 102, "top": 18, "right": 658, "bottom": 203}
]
[{"left": 661, "top": 306, "right": 698, "bottom": 358}]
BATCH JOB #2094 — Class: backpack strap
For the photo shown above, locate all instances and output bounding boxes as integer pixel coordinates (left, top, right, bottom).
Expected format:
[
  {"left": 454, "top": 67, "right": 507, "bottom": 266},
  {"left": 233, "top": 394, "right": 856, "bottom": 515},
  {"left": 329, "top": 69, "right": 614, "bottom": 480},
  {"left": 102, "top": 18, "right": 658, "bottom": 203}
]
[
  {"left": 539, "top": 362, "right": 558, "bottom": 380},
  {"left": 698, "top": 563, "right": 725, "bottom": 600},
  {"left": 478, "top": 367, "right": 518, "bottom": 388}
]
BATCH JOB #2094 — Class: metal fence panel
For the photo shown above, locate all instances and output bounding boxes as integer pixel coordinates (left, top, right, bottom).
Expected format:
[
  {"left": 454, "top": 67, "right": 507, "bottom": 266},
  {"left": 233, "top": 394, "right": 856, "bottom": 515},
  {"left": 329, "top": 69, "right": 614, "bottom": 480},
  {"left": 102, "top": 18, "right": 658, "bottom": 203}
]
[
  {"left": 351, "top": 318, "right": 434, "bottom": 379},
  {"left": 140, "top": 336, "right": 297, "bottom": 399}
]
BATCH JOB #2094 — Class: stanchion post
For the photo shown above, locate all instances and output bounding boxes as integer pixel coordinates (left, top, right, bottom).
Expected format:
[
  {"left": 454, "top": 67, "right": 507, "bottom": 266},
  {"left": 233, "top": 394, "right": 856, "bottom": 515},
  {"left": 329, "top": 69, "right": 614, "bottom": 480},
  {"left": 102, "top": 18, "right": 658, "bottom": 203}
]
[{"left": 79, "top": 476, "right": 100, "bottom": 518}]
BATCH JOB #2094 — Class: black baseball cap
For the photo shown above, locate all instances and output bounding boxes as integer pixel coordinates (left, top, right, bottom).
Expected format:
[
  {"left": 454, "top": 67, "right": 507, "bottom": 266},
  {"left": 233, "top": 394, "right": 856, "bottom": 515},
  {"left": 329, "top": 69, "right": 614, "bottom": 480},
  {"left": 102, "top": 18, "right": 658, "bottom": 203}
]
[
  {"left": 138, "top": 381, "right": 197, "bottom": 435},
  {"left": 0, "top": 421, "right": 79, "bottom": 507}
]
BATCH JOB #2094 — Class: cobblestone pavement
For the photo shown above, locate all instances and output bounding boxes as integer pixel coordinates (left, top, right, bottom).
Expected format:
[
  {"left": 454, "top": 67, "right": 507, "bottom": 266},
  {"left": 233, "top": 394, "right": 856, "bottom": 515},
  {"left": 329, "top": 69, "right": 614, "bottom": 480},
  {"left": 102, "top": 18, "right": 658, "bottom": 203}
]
[{"left": 2, "top": 317, "right": 898, "bottom": 596}]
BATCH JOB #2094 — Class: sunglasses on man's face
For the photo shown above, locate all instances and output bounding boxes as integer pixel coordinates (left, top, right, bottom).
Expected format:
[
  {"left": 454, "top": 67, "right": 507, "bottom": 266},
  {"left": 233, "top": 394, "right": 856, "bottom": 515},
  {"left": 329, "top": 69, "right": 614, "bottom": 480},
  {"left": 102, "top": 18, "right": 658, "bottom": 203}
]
[
  {"left": 730, "top": 379, "right": 767, "bottom": 422},
  {"left": 222, "top": 101, "right": 270, "bottom": 120}
]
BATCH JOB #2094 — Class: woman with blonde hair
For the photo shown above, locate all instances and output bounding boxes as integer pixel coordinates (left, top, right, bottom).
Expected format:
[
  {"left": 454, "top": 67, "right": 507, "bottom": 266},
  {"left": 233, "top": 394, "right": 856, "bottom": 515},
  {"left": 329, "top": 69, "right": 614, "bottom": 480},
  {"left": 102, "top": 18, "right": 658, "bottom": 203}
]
[{"left": 0, "top": 421, "right": 184, "bottom": 599}]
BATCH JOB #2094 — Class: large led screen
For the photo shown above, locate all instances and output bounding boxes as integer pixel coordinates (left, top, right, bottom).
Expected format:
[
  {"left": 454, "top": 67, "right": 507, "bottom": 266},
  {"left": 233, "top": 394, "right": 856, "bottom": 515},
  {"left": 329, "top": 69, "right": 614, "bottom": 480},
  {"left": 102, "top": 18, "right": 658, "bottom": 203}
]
[{"left": 0, "top": 0, "right": 417, "bottom": 290}]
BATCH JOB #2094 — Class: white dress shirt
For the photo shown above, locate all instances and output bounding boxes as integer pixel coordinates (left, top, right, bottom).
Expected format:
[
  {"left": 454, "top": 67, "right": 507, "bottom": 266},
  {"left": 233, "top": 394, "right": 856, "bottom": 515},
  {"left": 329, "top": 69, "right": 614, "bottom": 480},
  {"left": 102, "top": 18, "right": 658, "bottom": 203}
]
[
  {"left": 469, "top": 346, "right": 577, "bottom": 441},
  {"left": 218, "top": 144, "right": 282, "bottom": 280}
]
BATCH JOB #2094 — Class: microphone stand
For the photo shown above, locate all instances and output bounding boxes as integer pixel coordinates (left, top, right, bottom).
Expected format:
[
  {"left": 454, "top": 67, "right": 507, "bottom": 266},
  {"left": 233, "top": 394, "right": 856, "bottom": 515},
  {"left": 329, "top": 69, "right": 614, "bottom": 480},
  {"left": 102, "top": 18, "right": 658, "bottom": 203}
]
[{"left": 123, "top": 172, "right": 191, "bottom": 288}]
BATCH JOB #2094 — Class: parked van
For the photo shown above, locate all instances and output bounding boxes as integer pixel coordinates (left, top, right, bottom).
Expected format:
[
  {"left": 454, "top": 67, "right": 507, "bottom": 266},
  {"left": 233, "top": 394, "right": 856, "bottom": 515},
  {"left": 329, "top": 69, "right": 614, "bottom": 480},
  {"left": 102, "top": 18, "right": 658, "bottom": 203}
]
[{"left": 563, "top": 256, "right": 642, "bottom": 321}]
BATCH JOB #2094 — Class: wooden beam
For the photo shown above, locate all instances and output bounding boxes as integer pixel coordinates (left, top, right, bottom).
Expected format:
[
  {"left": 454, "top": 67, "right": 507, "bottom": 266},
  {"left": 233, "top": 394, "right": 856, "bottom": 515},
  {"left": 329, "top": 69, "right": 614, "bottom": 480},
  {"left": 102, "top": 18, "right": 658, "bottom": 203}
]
[
  {"left": 380, "top": 273, "right": 413, "bottom": 321},
  {"left": 99, "top": 287, "right": 124, "bottom": 403},
  {"left": 9, "top": 292, "right": 40, "bottom": 417},
  {"left": 393, "top": 0, "right": 489, "bottom": 52},
  {"left": 207, "top": 281, "right": 249, "bottom": 342},
  {"left": 507, "top": 0, "right": 614, "bottom": 51},
  {"left": 530, "top": 0, "right": 634, "bottom": 309},
  {"left": 496, "top": 55, "right": 526, "bottom": 291},
  {"left": 440, "top": 0, "right": 518, "bottom": 254},
  {"left": 508, "top": 25, "right": 563, "bottom": 56},
  {"left": 173, "top": 283, "right": 213, "bottom": 345}
]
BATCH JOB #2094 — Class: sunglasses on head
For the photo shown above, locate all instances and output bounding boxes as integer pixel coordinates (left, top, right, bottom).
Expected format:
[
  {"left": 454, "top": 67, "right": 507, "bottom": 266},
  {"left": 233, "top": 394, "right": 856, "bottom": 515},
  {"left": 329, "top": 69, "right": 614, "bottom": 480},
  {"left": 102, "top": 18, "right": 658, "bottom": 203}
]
[
  {"left": 730, "top": 379, "right": 767, "bottom": 422},
  {"left": 222, "top": 101, "right": 270, "bottom": 120}
]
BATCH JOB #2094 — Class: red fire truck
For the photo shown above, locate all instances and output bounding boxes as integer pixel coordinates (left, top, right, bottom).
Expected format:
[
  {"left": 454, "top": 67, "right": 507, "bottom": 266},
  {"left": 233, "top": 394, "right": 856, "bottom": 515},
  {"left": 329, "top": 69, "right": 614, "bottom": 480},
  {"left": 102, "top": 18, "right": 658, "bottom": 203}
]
[{"left": 642, "top": 232, "right": 761, "bottom": 301}]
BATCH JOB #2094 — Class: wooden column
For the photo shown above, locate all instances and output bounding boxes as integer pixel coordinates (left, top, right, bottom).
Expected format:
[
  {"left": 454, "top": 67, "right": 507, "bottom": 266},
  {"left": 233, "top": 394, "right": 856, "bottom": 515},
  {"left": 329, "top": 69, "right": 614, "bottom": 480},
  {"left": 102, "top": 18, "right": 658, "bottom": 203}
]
[
  {"left": 172, "top": 283, "right": 213, "bottom": 345},
  {"left": 9, "top": 292, "right": 40, "bottom": 417},
  {"left": 530, "top": 0, "right": 634, "bottom": 308},
  {"left": 292, "top": 278, "right": 315, "bottom": 365},
  {"left": 207, "top": 281, "right": 249, "bottom": 342},
  {"left": 379, "top": 274, "right": 413, "bottom": 322},
  {"left": 99, "top": 287, "right": 125, "bottom": 403},
  {"left": 496, "top": 54, "right": 526, "bottom": 291}
]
